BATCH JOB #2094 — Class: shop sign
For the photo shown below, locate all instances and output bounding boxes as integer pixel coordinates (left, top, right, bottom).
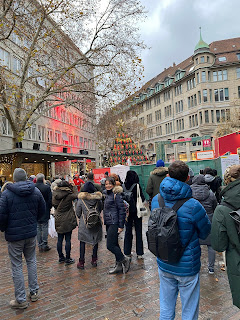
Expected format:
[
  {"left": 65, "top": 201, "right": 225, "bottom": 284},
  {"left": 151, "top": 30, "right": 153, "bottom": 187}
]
[
  {"left": 171, "top": 138, "right": 192, "bottom": 143},
  {"left": 92, "top": 168, "right": 110, "bottom": 183},
  {"left": 196, "top": 150, "right": 214, "bottom": 160},
  {"left": 202, "top": 139, "right": 211, "bottom": 147}
]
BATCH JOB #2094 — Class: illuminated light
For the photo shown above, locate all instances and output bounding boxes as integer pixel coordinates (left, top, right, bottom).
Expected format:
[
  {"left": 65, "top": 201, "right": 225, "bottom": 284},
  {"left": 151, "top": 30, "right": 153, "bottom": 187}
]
[
  {"left": 64, "top": 156, "right": 67, "bottom": 158},
  {"left": 9, "top": 174, "right": 12, "bottom": 177},
  {"left": 55, "top": 159, "right": 58, "bottom": 161},
  {"left": 51, "top": 156, "right": 53, "bottom": 157},
  {"left": 34, "top": 160, "right": 37, "bottom": 162},
  {"left": 25, "top": 157, "right": 28, "bottom": 160},
  {"left": 42, "top": 159, "right": 45, "bottom": 161}
]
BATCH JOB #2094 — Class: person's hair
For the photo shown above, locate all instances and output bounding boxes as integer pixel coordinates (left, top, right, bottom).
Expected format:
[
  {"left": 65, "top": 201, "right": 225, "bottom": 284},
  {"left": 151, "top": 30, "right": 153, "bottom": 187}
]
[
  {"left": 87, "top": 172, "right": 94, "bottom": 180},
  {"left": 203, "top": 167, "right": 214, "bottom": 175},
  {"left": 212, "top": 169, "right": 217, "bottom": 176},
  {"left": 104, "top": 171, "right": 109, "bottom": 176},
  {"left": 109, "top": 173, "right": 119, "bottom": 181},
  {"left": 168, "top": 161, "right": 189, "bottom": 182},
  {"left": 36, "top": 173, "right": 45, "bottom": 182},
  {"left": 58, "top": 180, "right": 72, "bottom": 189},
  {"left": 124, "top": 170, "right": 139, "bottom": 189},
  {"left": 105, "top": 176, "right": 116, "bottom": 186}
]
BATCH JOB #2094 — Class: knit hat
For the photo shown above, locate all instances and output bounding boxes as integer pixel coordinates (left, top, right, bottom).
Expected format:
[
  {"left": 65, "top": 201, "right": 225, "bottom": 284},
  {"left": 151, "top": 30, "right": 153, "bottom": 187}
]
[
  {"left": 156, "top": 159, "right": 165, "bottom": 167},
  {"left": 83, "top": 181, "right": 95, "bottom": 193},
  {"left": 224, "top": 165, "right": 240, "bottom": 185},
  {"left": 13, "top": 168, "right": 27, "bottom": 182}
]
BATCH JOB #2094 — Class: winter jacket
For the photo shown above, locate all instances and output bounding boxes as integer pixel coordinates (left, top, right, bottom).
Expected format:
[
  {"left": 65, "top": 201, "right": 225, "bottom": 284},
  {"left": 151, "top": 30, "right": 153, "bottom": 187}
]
[
  {"left": 103, "top": 186, "right": 126, "bottom": 228},
  {"left": 151, "top": 177, "right": 211, "bottom": 277},
  {"left": 35, "top": 181, "right": 52, "bottom": 223},
  {"left": 211, "top": 179, "right": 240, "bottom": 309},
  {"left": 205, "top": 174, "right": 222, "bottom": 203},
  {"left": 123, "top": 183, "right": 145, "bottom": 216},
  {"left": 146, "top": 167, "right": 168, "bottom": 200},
  {"left": 52, "top": 185, "right": 78, "bottom": 234},
  {"left": 0, "top": 181, "right": 46, "bottom": 242},
  {"left": 191, "top": 175, "right": 217, "bottom": 246},
  {"left": 76, "top": 191, "right": 103, "bottom": 245}
]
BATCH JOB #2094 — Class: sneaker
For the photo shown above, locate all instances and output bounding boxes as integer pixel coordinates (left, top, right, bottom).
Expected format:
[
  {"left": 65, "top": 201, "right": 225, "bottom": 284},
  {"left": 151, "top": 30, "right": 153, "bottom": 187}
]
[
  {"left": 58, "top": 257, "right": 66, "bottom": 264},
  {"left": 65, "top": 258, "right": 75, "bottom": 265},
  {"left": 9, "top": 299, "right": 28, "bottom": 309},
  {"left": 137, "top": 255, "right": 144, "bottom": 260},
  {"left": 29, "top": 290, "right": 39, "bottom": 302},
  {"left": 208, "top": 268, "right": 214, "bottom": 274},
  {"left": 42, "top": 245, "right": 51, "bottom": 252},
  {"left": 122, "top": 256, "right": 131, "bottom": 274}
]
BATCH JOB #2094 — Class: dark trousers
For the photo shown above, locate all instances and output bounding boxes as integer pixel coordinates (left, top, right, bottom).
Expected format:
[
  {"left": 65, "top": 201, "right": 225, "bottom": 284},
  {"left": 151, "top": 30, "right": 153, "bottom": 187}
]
[
  {"left": 124, "top": 214, "right": 144, "bottom": 256},
  {"left": 80, "top": 241, "right": 98, "bottom": 260},
  {"left": 57, "top": 231, "right": 72, "bottom": 259},
  {"left": 106, "top": 225, "right": 124, "bottom": 262}
]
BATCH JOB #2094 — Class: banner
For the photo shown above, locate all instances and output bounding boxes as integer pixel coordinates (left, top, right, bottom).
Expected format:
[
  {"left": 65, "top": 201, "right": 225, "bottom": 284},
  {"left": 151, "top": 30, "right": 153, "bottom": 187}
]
[
  {"left": 92, "top": 168, "right": 110, "bottom": 183},
  {"left": 196, "top": 150, "right": 214, "bottom": 160}
]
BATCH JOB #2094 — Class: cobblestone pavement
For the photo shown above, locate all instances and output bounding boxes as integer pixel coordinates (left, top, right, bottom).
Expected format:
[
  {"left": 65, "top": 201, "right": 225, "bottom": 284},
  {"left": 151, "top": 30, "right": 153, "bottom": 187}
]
[{"left": 0, "top": 216, "right": 240, "bottom": 320}]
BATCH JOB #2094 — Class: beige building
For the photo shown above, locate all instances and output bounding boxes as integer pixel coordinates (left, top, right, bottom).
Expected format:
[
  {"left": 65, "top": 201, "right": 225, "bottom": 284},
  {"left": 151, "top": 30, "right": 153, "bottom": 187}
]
[
  {"left": 119, "top": 34, "right": 240, "bottom": 162},
  {"left": 0, "top": 1, "right": 97, "bottom": 179}
]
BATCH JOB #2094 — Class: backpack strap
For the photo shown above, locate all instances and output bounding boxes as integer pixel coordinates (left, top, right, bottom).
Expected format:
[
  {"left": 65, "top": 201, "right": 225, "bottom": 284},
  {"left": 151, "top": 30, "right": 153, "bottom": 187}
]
[
  {"left": 221, "top": 201, "right": 239, "bottom": 211},
  {"left": 123, "top": 183, "right": 136, "bottom": 192},
  {"left": 172, "top": 198, "right": 191, "bottom": 212},
  {"left": 157, "top": 194, "right": 165, "bottom": 208}
]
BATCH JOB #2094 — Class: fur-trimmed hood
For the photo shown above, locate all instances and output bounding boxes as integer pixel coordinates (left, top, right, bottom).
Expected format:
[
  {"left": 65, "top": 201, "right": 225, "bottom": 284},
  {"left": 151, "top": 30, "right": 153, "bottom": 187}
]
[
  {"left": 113, "top": 185, "right": 123, "bottom": 194},
  {"left": 151, "top": 167, "right": 168, "bottom": 176},
  {"left": 78, "top": 191, "right": 102, "bottom": 200}
]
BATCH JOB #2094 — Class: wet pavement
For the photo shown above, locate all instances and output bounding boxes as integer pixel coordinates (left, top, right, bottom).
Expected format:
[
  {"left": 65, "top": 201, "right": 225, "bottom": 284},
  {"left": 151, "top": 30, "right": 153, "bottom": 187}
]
[{"left": 0, "top": 216, "right": 239, "bottom": 320}]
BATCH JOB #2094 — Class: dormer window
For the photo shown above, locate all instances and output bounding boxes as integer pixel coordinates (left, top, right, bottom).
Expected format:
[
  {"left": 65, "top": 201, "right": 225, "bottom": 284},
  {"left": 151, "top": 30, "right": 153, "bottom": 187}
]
[
  {"left": 155, "top": 83, "right": 163, "bottom": 93},
  {"left": 218, "top": 56, "right": 226, "bottom": 62},
  {"left": 164, "top": 77, "right": 174, "bottom": 87}
]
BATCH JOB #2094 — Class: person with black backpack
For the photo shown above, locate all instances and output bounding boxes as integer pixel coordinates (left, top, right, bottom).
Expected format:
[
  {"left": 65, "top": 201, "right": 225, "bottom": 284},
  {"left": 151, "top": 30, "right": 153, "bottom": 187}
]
[
  {"left": 150, "top": 161, "right": 211, "bottom": 320},
  {"left": 76, "top": 181, "right": 103, "bottom": 270},
  {"left": 123, "top": 170, "right": 145, "bottom": 259}
]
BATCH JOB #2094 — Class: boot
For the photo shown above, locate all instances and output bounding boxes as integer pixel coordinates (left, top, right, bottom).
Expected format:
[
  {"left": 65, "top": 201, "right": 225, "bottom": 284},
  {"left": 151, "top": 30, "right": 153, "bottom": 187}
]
[
  {"left": 91, "top": 256, "right": 98, "bottom": 267},
  {"left": 109, "top": 261, "right": 123, "bottom": 274},
  {"left": 77, "top": 259, "right": 85, "bottom": 270},
  {"left": 121, "top": 256, "right": 131, "bottom": 274}
]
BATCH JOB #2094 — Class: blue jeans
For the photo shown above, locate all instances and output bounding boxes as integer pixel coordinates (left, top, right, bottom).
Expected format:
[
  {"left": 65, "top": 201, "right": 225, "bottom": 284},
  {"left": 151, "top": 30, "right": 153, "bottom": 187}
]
[
  {"left": 37, "top": 221, "right": 49, "bottom": 249},
  {"left": 159, "top": 269, "right": 200, "bottom": 320}
]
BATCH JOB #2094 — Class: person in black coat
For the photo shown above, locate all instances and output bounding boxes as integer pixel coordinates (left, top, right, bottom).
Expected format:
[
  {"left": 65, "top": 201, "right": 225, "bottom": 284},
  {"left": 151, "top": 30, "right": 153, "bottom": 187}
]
[
  {"left": 123, "top": 170, "right": 145, "bottom": 259},
  {"left": 35, "top": 173, "right": 52, "bottom": 252},
  {"left": 103, "top": 176, "right": 131, "bottom": 274}
]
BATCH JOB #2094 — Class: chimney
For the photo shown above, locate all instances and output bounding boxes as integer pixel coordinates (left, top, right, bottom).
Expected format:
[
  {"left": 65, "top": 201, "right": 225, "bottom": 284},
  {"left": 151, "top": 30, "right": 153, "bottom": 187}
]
[
  {"left": 164, "top": 68, "right": 166, "bottom": 71},
  {"left": 173, "top": 62, "right": 176, "bottom": 67}
]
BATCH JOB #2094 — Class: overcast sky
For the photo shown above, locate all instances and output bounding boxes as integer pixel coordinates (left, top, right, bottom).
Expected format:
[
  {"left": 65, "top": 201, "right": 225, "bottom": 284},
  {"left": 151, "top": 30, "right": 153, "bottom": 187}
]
[{"left": 139, "top": 0, "right": 240, "bottom": 83}]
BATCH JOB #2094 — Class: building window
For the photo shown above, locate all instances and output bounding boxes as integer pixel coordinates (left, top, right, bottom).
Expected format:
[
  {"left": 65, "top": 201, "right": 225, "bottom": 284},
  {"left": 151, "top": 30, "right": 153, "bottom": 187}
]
[
  {"left": 202, "top": 71, "right": 206, "bottom": 82},
  {"left": 214, "top": 88, "right": 229, "bottom": 101},
  {"left": 154, "top": 95, "right": 160, "bottom": 106},
  {"left": 165, "top": 122, "right": 173, "bottom": 134},
  {"left": 200, "top": 56, "right": 205, "bottom": 63},
  {"left": 84, "top": 138, "right": 88, "bottom": 149},
  {"left": 146, "top": 100, "right": 152, "bottom": 110},
  {"left": 140, "top": 131, "right": 145, "bottom": 140},
  {"left": 175, "top": 84, "right": 182, "bottom": 96},
  {"left": 176, "top": 118, "right": 184, "bottom": 131},
  {"left": 175, "top": 100, "right": 183, "bottom": 113},
  {"left": 211, "top": 110, "right": 214, "bottom": 123},
  {"left": 1, "top": 116, "right": 12, "bottom": 135},
  {"left": 0, "top": 48, "right": 10, "bottom": 68},
  {"left": 216, "top": 110, "right": 220, "bottom": 123},
  {"left": 199, "top": 111, "right": 202, "bottom": 124},
  {"left": 213, "top": 71, "right": 217, "bottom": 82},
  {"left": 213, "top": 69, "right": 228, "bottom": 81},
  {"left": 155, "top": 110, "right": 161, "bottom": 121},
  {"left": 209, "top": 89, "right": 212, "bottom": 102},
  {"left": 147, "top": 113, "right": 152, "bottom": 124},
  {"left": 221, "top": 109, "right": 225, "bottom": 121},
  {"left": 196, "top": 72, "right": 200, "bottom": 83},
  {"left": 147, "top": 129, "right": 153, "bottom": 139},
  {"left": 55, "top": 131, "right": 61, "bottom": 144},
  {"left": 198, "top": 91, "right": 201, "bottom": 104},
  {"left": 203, "top": 89, "right": 208, "bottom": 102},
  {"left": 196, "top": 58, "right": 198, "bottom": 64},
  {"left": 208, "top": 71, "right": 211, "bottom": 81},
  {"left": 12, "top": 56, "right": 22, "bottom": 74},
  {"left": 237, "top": 53, "right": 240, "bottom": 60},
  {"left": 74, "top": 135, "right": 79, "bottom": 147},
  {"left": 237, "top": 68, "right": 240, "bottom": 79},
  {"left": 207, "top": 56, "right": 210, "bottom": 63},
  {"left": 205, "top": 110, "right": 209, "bottom": 123},
  {"left": 38, "top": 126, "right": 45, "bottom": 141},
  {"left": 139, "top": 117, "right": 144, "bottom": 125},
  {"left": 47, "top": 129, "right": 53, "bottom": 142},
  {"left": 218, "top": 56, "right": 226, "bottom": 62},
  {"left": 238, "top": 86, "right": 240, "bottom": 98},
  {"left": 156, "top": 125, "right": 162, "bottom": 136},
  {"left": 164, "top": 105, "right": 171, "bottom": 117},
  {"left": 79, "top": 136, "right": 83, "bottom": 148},
  {"left": 164, "top": 91, "right": 171, "bottom": 102},
  {"left": 226, "top": 109, "right": 230, "bottom": 120}
]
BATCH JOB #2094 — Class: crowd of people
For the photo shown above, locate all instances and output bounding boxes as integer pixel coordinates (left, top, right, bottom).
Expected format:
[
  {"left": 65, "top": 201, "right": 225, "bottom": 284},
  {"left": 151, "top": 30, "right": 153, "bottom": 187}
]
[{"left": 0, "top": 160, "right": 239, "bottom": 319}]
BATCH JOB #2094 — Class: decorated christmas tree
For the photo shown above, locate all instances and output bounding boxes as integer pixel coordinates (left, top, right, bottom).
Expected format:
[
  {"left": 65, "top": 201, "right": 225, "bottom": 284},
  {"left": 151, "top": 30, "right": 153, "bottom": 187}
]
[{"left": 108, "top": 120, "right": 149, "bottom": 166}]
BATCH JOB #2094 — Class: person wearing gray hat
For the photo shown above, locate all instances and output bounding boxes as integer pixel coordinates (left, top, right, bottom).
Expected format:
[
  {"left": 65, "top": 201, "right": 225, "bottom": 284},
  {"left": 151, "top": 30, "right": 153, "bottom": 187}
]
[{"left": 0, "top": 168, "right": 46, "bottom": 309}]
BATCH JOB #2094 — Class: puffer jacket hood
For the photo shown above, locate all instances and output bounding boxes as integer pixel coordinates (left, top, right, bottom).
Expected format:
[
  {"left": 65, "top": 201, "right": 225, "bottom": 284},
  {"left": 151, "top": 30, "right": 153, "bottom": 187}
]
[
  {"left": 160, "top": 176, "right": 192, "bottom": 201},
  {"left": 204, "top": 174, "right": 215, "bottom": 183},
  {"left": 151, "top": 167, "right": 168, "bottom": 176},
  {"left": 221, "top": 179, "right": 240, "bottom": 209},
  {"left": 7, "top": 181, "right": 35, "bottom": 197},
  {"left": 191, "top": 175, "right": 210, "bottom": 201}
]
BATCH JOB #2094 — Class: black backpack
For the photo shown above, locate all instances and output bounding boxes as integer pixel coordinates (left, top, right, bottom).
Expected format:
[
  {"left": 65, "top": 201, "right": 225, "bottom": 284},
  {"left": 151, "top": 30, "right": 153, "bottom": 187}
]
[
  {"left": 146, "top": 194, "right": 191, "bottom": 263},
  {"left": 122, "top": 183, "right": 137, "bottom": 211},
  {"left": 81, "top": 199, "right": 101, "bottom": 229}
]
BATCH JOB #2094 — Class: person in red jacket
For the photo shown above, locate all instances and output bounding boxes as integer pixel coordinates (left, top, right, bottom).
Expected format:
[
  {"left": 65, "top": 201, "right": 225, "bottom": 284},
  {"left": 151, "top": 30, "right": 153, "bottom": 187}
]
[{"left": 73, "top": 174, "right": 85, "bottom": 192}]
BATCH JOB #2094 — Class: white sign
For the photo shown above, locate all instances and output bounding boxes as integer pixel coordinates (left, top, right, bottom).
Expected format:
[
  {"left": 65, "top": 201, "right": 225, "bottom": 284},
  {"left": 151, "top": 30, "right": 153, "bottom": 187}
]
[
  {"left": 196, "top": 150, "right": 214, "bottom": 160},
  {"left": 221, "top": 154, "right": 240, "bottom": 178},
  {"left": 110, "top": 164, "right": 130, "bottom": 183}
]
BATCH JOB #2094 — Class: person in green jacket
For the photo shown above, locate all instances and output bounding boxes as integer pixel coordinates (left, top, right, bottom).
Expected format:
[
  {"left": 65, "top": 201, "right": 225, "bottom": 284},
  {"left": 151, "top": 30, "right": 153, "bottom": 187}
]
[{"left": 211, "top": 164, "right": 240, "bottom": 309}]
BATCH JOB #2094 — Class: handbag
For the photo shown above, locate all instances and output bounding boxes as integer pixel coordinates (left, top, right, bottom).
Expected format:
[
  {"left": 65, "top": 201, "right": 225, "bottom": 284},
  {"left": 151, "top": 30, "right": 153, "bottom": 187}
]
[
  {"left": 48, "top": 215, "right": 58, "bottom": 238},
  {"left": 136, "top": 184, "right": 149, "bottom": 218}
]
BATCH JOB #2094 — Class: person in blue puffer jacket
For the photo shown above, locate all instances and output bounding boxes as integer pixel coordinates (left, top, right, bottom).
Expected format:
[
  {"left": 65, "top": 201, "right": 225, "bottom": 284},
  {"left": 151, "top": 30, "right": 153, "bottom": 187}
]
[
  {"left": 103, "top": 176, "right": 131, "bottom": 274},
  {"left": 0, "top": 168, "right": 46, "bottom": 310},
  {"left": 151, "top": 161, "right": 211, "bottom": 320}
]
